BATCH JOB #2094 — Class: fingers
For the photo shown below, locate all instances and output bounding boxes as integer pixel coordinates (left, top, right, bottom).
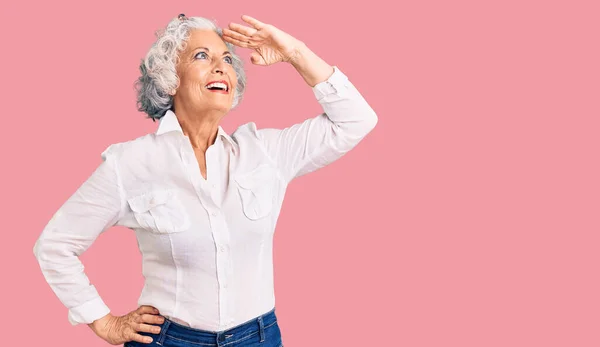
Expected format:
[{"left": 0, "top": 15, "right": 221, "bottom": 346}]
[
  {"left": 249, "top": 52, "right": 267, "bottom": 66},
  {"left": 126, "top": 309, "right": 164, "bottom": 344},
  {"left": 136, "top": 322, "right": 162, "bottom": 334},
  {"left": 140, "top": 313, "right": 165, "bottom": 325},
  {"left": 129, "top": 331, "right": 154, "bottom": 344},
  {"left": 223, "top": 27, "right": 264, "bottom": 49},
  {"left": 241, "top": 14, "right": 266, "bottom": 29},
  {"left": 222, "top": 35, "right": 254, "bottom": 49},
  {"left": 137, "top": 305, "right": 160, "bottom": 315},
  {"left": 228, "top": 22, "right": 258, "bottom": 37},
  {"left": 222, "top": 28, "right": 253, "bottom": 44}
]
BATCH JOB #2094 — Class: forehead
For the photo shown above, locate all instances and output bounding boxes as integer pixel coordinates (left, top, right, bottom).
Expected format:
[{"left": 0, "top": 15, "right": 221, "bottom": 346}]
[{"left": 184, "top": 29, "right": 228, "bottom": 53}]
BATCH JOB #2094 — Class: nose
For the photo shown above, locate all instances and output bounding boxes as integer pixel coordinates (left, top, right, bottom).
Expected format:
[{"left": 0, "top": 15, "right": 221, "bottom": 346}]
[{"left": 212, "top": 61, "right": 226, "bottom": 74}]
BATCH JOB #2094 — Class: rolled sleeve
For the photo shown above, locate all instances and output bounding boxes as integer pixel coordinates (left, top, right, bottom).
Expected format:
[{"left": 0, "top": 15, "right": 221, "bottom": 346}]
[
  {"left": 312, "top": 66, "right": 351, "bottom": 101},
  {"left": 67, "top": 296, "right": 111, "bottom": 325}
]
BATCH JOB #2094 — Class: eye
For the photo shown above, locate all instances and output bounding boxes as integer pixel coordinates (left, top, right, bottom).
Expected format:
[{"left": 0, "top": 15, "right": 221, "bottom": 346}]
[
  {"left": 224, "top": 56, "right": 233, "bottom": 64},
  {"left": 195, "top": 52, "right": 208, "bottom": 59}
]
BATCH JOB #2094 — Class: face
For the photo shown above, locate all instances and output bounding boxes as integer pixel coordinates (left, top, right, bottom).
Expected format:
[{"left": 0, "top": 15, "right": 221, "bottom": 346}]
[{"left": 172, "top": 29, "right": 237, "bottom": 116}]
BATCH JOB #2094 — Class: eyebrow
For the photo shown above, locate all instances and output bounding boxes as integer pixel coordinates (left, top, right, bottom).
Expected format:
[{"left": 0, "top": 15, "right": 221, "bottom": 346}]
[{"left": 193, "top": 47, "right": 232, "bottom": 56}]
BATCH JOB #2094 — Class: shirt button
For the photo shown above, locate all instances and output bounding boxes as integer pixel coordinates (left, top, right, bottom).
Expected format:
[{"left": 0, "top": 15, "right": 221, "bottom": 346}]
[
  {"left": 219, "top": 245, "right": 226, "bottom": 252},
  {"left": 211, "top": 211, "right": 218, "bottom": 216}
]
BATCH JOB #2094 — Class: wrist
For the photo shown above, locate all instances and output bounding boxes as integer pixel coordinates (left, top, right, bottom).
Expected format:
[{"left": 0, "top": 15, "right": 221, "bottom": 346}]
[
  {"left": 286, "top": 41, "right": 308, "bottom": 66},
  {"left": 286, "top": 43, "right": 334, "bottom": 87},
  {"left": 88, "top": 312, "right": 113, "bottom": 335}
]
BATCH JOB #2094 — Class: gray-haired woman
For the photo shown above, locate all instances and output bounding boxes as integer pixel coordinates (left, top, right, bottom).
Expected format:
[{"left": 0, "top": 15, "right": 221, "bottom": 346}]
[{"left": 33, "top": 14, "right": 378, "bottom": 346}]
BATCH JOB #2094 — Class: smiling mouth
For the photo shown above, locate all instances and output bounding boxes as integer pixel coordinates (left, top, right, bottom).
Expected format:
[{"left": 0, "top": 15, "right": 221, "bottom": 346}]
[
  {"left": 205, "top": 82, "right": 229, "bottom": 93},
  {"left": 206, "top": 88, "right": 229, "bottom": 94}
]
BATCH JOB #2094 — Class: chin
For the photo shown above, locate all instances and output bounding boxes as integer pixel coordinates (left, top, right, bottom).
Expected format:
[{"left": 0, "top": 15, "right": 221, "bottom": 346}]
[{"left": 217, "top": 104, "right": 232, "bottom": 113}]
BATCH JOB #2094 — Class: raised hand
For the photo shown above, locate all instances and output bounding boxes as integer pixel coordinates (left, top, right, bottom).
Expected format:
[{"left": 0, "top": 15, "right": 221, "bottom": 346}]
[{"left": 222, "top": 15, "right": 305, "bottom": 66}]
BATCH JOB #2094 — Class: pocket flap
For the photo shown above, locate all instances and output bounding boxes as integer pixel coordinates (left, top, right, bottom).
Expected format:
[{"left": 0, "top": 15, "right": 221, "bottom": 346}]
[
  {"left": 234, "top": 165, "right": 275, "bottom": 189},
  {"left": 127, "top": 189, "right": 173, "bottom": 213}
]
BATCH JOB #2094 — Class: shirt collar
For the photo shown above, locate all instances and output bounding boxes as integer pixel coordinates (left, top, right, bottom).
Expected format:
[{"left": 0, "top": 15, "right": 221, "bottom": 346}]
[{"left": 156, "top": 109, "right": 238, "bottom": 155}]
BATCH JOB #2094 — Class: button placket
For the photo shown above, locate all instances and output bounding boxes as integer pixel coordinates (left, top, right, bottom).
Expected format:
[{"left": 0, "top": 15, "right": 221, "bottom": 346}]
[{"left": 207, "top": 214, "right": 231, "bottom": 327}]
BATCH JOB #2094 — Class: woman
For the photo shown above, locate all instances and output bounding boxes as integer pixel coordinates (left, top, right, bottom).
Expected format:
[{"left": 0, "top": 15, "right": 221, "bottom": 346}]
[{"left": 33, "top": 14, "right": 377, "bottom": 346}]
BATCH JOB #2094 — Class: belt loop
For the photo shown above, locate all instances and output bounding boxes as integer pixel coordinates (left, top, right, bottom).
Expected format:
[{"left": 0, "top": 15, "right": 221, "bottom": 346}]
[
  {"left": 258, "top": 315, "right": 265, "bottom": 342},
  {"left": 156, "top": 319, "right": 171, "bottom": 346}
]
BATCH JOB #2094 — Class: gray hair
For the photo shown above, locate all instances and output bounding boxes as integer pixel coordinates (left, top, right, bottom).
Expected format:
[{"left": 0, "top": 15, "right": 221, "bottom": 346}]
[{"left": 134, "top": 15, "right": 247, "bottom": 121}]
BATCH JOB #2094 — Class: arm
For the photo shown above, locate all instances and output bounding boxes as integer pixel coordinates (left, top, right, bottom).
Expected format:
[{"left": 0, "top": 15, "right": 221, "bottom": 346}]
[
  {"left": 257, "top": 43, "right": 378, "bottom": 182},
  {"left": 33, "top": 145, "right": 126, "bottom": 326},
  {"left": 222, "top": 16, "right": 378, "bottom": 182}
]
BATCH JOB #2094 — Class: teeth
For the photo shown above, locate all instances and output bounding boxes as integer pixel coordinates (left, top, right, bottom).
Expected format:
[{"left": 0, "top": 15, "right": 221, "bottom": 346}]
[{"left": 206, "top": 82, "right": 228, "bottom": 91}]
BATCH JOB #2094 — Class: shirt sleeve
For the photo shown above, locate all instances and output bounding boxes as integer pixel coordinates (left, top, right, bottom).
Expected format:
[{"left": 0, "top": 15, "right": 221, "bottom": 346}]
[
  {"left": 256, "top": 66, "right": 378, "bottom": 183},
  {"left": 33, "top": 145, "right": 126, "bottom": 326}
]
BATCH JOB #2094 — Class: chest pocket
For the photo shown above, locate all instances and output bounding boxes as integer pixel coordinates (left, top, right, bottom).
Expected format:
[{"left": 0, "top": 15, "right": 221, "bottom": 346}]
[
  {"left": 127, "top": 189, "right": 190, "bottom": 234},
  {"left": 235, "top": 165, "right": 277, "bottom": 220}
]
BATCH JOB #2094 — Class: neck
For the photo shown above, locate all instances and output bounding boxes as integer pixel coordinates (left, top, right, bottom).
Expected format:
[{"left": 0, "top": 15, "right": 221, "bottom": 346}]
[{"left": 174, "top": 106, "right": 225, "bottom": 151}]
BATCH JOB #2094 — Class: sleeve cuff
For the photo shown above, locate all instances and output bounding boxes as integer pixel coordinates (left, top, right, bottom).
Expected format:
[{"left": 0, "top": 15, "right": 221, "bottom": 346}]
[
  {"left": 312, "top": 66, "right": 350, "bottom": 101},
  {"left": 67, "top": 297, "right": 111, "bottom": 325}
]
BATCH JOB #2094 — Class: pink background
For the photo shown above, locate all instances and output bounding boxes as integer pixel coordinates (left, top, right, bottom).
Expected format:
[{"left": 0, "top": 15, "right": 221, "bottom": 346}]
[{"left": 2, "top": 0, "right": 598, "bottom": 346}]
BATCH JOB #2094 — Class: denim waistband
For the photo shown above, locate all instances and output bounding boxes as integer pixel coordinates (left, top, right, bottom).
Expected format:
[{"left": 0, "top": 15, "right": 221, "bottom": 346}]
[{"left": 152, "top": 307, "right": 277, "bottom": 346}]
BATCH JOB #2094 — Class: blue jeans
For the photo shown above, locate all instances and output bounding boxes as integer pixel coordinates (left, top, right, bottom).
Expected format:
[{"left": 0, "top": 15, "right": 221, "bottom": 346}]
[{"left": 124, "top": 307, "right": 283, "bottom": 347}]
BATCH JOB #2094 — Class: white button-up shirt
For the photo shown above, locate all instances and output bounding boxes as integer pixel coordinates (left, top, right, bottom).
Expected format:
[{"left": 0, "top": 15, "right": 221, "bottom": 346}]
[{"left": 33, "top": 66, "right": 378, "bottom": 331}]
